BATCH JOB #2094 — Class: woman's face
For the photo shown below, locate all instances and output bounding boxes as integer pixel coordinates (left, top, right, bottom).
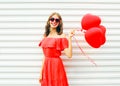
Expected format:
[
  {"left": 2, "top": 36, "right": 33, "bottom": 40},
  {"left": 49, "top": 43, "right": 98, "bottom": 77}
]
[{"left": 49, "top": 14, "right": 60, "bottom": 29}]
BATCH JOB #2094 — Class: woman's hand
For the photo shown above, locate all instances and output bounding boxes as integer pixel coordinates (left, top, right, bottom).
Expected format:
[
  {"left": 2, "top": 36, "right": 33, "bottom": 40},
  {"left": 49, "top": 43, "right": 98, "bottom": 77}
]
[
  {"left": 68, "top": 29, "right": 75, "bottom": 38},
  {"left": 39, "top": 73, "right": 42, "bottom": 83}
]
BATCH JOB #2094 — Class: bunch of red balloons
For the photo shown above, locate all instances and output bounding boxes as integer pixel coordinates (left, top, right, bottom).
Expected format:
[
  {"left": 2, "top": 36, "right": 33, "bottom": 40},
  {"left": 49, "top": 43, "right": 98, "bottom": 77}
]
[{"left": 81, "top": 13, "right": 106, "bottom": 48}]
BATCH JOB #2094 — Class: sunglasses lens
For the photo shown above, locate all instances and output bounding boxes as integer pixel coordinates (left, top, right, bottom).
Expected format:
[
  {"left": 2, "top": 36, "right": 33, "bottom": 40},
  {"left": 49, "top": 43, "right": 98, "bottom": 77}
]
[
  {"left": 50, "top": 18, "right": 54, "bottom": 22},
  {"left": 50, "top": 18, "right": 60, "bottom": 22},
  {"left": 56, "top": 19, "right": 60, "bottom": 22}
]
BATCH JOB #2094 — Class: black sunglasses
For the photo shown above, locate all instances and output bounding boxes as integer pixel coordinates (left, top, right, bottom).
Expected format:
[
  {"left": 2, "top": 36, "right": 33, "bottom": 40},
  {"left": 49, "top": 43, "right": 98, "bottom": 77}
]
[{"left": 50, "top": 18, "right": 60, "bottom": 23}]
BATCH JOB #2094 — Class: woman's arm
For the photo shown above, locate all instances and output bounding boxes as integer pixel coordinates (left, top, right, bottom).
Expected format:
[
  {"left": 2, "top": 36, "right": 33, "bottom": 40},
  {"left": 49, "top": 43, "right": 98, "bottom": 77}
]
[
  {"left": 39, "top": 48, "right": 45, "bottom": 82},
  {"left": 40, "top": 56, "right": 45, "bottom": 75},
  {"left": 64, "top": 30, "right": 75, "bottom": 58},
  {"left": 64, "top": 37, "right": 72, "bottom": 58}
]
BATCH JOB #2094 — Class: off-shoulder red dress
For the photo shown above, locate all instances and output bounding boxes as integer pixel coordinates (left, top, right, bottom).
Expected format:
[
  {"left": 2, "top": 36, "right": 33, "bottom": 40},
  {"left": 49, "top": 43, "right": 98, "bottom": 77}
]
[{"left": 39, "top": 38, "right": 69, "bottom": 86}]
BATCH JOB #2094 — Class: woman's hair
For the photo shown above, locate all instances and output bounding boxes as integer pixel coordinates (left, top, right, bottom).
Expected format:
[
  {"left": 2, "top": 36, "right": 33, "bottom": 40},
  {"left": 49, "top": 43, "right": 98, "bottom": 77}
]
[{"left": 44, "top": 12, "right": 63, "bottom": 37}]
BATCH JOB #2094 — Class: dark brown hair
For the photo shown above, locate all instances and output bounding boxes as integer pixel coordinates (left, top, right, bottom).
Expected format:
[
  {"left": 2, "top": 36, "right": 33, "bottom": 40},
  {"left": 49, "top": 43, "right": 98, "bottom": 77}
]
[{"left": 44, "top": 12, "right": 63, "bottom": 37}]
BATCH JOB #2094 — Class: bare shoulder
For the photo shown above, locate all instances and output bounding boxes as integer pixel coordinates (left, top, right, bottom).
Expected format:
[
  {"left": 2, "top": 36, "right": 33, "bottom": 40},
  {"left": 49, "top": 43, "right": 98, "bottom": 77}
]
[{"left": 60, "top": 33, "right": 67, "bottom": 38}]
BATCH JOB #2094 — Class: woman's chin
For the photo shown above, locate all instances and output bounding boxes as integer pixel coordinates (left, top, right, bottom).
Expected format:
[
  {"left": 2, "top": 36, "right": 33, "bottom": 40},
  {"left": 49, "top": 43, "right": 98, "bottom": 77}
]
[{"left": 51, "top": 26, "right": 57, "bottom": 29}]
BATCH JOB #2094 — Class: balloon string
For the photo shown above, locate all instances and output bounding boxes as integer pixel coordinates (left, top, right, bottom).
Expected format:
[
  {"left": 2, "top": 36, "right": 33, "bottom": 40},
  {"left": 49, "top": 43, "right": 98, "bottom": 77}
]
[{"left": 72, "top": 33, "right": 97, "bottom": 66}]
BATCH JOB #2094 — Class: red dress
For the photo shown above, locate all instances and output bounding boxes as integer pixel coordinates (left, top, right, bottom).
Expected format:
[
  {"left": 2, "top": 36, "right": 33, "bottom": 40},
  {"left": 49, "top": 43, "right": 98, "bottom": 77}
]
[{"left": 39, "top": 37, "right": 69, "bottom": 86}]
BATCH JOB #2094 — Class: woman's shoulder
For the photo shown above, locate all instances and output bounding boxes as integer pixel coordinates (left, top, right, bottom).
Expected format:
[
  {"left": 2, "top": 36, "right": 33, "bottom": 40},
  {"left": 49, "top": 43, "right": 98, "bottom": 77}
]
[{"left": 60, "top": 33, "right": 67, "bottom": 38}]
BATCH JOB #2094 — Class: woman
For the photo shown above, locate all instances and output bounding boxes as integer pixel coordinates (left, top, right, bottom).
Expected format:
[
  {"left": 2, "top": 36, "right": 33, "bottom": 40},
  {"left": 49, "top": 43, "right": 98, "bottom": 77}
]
[{"left": 39, "top": 12, "right": 75, "bottom": 86}]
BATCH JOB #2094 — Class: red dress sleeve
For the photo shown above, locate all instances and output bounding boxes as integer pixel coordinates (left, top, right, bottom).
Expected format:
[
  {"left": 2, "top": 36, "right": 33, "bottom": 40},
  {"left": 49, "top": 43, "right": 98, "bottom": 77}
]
[
  {"left": 38, "top": 38, "right": 44, "bottom": 47},
  {"left": 56, "top": 38, "right": 68, "bottom": 51},
  {"left": 38, "top": 41, "right": 42, "bottom": 47}
]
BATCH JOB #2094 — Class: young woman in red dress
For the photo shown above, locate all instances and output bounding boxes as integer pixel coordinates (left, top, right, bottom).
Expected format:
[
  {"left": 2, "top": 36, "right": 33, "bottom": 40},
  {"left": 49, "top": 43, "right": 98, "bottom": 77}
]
[{"left": 39, "top": 12, "right": 75, "bottom": 86}]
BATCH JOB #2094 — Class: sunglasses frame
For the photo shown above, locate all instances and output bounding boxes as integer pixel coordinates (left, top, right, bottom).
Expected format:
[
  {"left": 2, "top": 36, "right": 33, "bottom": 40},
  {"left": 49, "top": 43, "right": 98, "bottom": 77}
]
[{"left": 49, "top": 18, "right": 60, "bottom": 23}]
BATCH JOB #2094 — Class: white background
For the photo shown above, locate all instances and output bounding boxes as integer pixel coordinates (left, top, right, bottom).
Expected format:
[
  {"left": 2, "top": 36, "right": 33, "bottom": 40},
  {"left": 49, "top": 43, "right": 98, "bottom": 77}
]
[{"left": 0, "top": 0, "right": 120, "bottom": 86}]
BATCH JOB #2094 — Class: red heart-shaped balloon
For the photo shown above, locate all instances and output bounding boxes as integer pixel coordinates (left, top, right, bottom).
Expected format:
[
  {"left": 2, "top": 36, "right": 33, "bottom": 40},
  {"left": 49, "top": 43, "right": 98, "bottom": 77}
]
[
  {"left": 81, "top": 13, "right": 101, "bottom": 30},
  {"left": 85, "top": 27, "right": 103, "bottom": 48},
  {"left": 98, "top": 25, "right": 106, "bottom": 45}
]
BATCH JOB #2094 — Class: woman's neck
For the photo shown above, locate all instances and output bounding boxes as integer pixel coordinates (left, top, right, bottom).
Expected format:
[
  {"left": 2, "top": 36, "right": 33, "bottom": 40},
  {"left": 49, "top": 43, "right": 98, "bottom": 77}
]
[{"left": 49, "top": 28, "right": 57, "bottom": 36}]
